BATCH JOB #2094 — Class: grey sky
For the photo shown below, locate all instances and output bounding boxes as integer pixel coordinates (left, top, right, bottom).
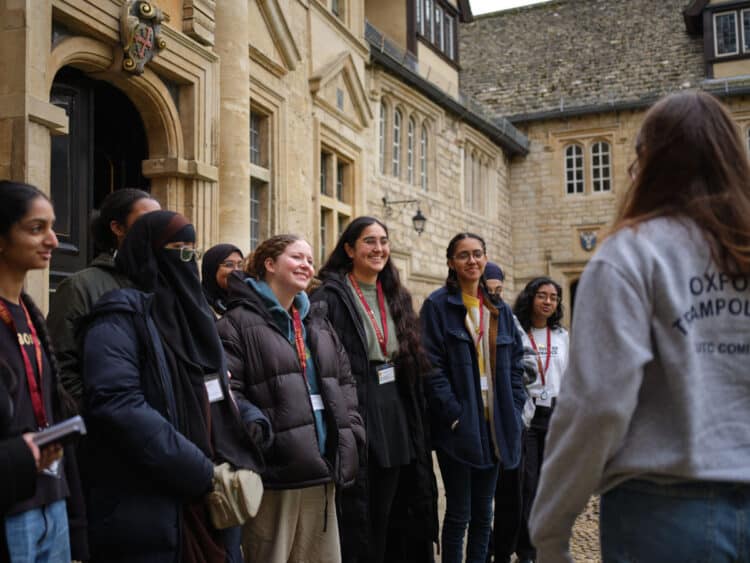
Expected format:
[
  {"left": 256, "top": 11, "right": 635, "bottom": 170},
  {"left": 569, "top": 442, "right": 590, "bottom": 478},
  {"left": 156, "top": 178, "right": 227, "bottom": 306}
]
[{"left": 470, "top": 0, "right": 551, "bottom": 15}]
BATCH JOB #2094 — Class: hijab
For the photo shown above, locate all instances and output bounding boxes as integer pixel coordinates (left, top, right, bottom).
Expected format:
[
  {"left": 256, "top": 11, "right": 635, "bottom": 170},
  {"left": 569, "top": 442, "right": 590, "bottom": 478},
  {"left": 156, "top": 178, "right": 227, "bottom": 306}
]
[
  {"left": 116, "top": 211, "right": 261, "bottom": 469},
  {"left": 201, "top": 244, "right": 242, "bottom": 314}
]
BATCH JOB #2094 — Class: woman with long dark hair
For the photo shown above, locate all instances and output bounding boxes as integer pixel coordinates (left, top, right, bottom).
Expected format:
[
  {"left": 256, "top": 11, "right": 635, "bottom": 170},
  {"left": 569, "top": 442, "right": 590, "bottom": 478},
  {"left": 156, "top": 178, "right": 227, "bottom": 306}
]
[
  {"left": 0, "top": 180, "right": 71, "bottom": 562},
  {"left": 531, "top": 91, "right": 750, "bottom": 561},
  {"left": 312, "top": 216, "right": 437, "bottom": 563},
  {"left": 47, "top": 188, "right": 159, "bottom": 407},
  {"left": 201, "top": 244, "right": 244, "bottom": 316},
  {"left": 82, "top": 210, "right": 264, "bottom": 562},
  {"left": 511, "top": 276, "right": 568, "bottom": 563},
  {"left": 217, "top": 234, "right": 364, "bottom": 563},
  {"left": 420, "top": 232, "right": 526, "bottom": 563}
]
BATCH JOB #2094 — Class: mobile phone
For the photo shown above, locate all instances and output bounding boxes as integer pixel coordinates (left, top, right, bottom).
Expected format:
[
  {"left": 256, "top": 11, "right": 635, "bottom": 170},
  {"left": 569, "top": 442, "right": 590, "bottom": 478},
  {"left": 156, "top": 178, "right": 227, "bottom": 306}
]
[{"left": 32, "top": 415, "right": 87, "bottom": 447}]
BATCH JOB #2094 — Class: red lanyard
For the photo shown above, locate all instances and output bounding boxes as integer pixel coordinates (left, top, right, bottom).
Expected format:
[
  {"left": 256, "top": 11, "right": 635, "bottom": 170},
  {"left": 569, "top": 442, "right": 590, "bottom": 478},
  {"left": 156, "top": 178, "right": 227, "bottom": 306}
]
[
  {"left": 528, "top": 326, "right": 551, "bottom": 386},
  {"left": 291, "top": 306, "right": 308, "bottom": 385},
  {"left": 0, "top": 298, "right": 48, "bottom": 428},
  {"left": 349, "top": 274, "right": 389, "bottom": 357}
]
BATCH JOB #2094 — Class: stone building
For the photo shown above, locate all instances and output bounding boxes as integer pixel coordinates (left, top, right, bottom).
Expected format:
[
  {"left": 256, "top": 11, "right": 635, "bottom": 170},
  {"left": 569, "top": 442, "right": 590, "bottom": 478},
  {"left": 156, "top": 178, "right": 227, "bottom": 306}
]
[
  {"left": 460, "top": 0, "right": 750, "bottom": 318},
  {"left": 0, "top": 0, "right": 528, "bottom": 309}
]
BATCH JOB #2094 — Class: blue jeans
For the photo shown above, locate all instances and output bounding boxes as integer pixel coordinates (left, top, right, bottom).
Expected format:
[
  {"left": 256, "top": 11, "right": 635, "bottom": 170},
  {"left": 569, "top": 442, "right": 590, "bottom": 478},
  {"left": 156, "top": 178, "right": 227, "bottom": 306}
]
[
  {"left": 601, "top": 479, "right": 750, "bottom": 563},
  {"left": 437, "top": 451, "right": 499, "bottom": 563},
  {"left": 5, "top": 499, "right": 70, "bottom": 563}
]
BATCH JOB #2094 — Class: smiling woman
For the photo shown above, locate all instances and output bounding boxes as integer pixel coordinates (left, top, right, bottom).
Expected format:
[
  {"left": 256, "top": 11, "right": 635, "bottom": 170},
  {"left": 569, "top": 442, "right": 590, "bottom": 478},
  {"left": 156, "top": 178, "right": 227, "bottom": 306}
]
[
  {"left": 0, "top": 180, "right": 81, "bottom": 563},
  {"left": 216, "top": 234, "right": 365, "bottom": 563},
  {"left": 312, "top": 217, "right": 437, "bottom": 563},
  {"left": 420, "top": 231, "right": 526, "bottom": 563}
]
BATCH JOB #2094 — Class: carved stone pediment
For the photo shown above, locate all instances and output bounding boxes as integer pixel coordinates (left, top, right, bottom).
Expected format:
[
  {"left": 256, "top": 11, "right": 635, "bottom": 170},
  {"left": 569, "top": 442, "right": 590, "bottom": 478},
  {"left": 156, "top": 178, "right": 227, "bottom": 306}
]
[{"left": 310, "top": 53, "right": 372, "bottom": 130}]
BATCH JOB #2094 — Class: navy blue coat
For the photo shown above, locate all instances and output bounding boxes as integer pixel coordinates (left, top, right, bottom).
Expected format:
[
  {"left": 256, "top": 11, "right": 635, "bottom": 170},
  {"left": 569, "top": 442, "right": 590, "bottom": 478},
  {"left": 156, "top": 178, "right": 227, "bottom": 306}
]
[
  {"left": 420, "top": 286, "right": 525, "bottom": 469},
  {"left": 82, "top": 289, "right": 215, "bottom": 563}
]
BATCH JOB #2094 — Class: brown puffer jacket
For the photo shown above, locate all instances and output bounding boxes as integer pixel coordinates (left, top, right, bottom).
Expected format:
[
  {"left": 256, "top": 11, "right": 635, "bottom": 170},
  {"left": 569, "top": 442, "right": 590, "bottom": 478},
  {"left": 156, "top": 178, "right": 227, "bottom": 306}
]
[{"left": 216, "top": 274, "right": 365, "bottom": 490}]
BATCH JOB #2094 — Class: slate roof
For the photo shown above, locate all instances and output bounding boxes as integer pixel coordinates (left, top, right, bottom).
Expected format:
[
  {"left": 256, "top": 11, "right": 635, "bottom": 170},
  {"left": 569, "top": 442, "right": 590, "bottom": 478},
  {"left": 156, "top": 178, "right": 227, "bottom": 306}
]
[{"left": 459, "top": 0, "right": 705, "bottom": 121}]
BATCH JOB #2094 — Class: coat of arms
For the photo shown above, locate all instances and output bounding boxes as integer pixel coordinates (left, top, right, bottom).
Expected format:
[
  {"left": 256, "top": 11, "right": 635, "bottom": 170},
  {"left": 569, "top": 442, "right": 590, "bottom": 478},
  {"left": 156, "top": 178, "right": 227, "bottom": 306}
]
[
  {"left": 120, "top": 1, "right": 167, "bottom": 75},
  {"left": 579, "top": 230, "right": 597, "bottom": 252}
]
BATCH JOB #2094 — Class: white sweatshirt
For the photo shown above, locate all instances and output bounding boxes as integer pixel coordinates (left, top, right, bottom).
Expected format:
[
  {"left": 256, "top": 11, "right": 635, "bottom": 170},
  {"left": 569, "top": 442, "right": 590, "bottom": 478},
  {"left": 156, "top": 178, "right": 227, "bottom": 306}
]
[{"left": 530, "top": 217, "right": 750, "bottom": 562}]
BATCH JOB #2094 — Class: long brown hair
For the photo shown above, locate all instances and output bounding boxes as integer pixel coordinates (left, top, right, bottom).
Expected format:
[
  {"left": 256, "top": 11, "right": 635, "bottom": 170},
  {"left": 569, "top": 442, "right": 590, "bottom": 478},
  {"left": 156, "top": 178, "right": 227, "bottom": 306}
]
[
  {"left": 615, "top": 90, "right": 750, "bottom": 276},
  {"left": 319, "top": 216, "right": 430, "bottom": 377}
]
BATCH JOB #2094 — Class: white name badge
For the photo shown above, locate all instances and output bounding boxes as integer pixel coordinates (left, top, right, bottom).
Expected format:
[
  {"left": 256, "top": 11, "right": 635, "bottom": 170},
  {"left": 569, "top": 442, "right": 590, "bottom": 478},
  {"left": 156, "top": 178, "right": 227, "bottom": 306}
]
[
  {"left": 480, "top": 375, "right": 488, "bottom": 391},
  {"left": 310, "top": 393, "right": 325, "bottom": 411},
  {"left": 376, "top": 363, "right": 396, "bottom": 385},
  {"left": 535, "top": 395, "right": 552, "bottom": 408},
  {"left": 205, "top": 375, "right": 225, "bottom": 403}
]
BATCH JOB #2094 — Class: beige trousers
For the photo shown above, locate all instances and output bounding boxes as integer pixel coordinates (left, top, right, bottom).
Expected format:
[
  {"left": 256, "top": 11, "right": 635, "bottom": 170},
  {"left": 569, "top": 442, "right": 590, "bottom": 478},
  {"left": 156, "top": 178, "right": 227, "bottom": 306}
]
[{"left": 241, "top": 483, "right": 341, "bottom": 563}]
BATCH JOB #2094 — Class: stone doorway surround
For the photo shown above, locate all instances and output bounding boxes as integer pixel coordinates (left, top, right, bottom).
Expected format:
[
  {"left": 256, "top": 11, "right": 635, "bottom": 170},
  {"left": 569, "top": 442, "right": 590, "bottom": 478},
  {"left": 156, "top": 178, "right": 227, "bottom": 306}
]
[{"left": 0, "top": 0, "right": 221, "bottom": 308}]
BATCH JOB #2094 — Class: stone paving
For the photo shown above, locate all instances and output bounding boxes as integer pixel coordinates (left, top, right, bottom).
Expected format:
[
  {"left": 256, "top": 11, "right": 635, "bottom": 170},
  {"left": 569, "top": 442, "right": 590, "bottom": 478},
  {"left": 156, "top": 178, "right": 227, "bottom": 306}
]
[{"left": 569, "top": 496, "right": 601, "bottom": 562}]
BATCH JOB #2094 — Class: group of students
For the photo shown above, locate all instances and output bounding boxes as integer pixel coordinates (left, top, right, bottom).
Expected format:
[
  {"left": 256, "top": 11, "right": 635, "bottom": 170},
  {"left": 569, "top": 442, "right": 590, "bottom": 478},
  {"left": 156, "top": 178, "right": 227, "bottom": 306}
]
[
  {"left": 3, "top": 89, "right": 750, "bottom": 563},
  {"left": 0, "top": 184, "right": 535, "bottom": 563}
]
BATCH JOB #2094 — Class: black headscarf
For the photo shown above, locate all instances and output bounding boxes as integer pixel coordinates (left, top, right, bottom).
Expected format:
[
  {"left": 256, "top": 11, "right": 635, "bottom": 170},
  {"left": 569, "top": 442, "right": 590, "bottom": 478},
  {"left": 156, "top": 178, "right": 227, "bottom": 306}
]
[
  {"left": 201, "top": 244, "right": 243, "bottom": 314},
  {"left": 116, "top": 211, "right": 261, "bottom": 472}
]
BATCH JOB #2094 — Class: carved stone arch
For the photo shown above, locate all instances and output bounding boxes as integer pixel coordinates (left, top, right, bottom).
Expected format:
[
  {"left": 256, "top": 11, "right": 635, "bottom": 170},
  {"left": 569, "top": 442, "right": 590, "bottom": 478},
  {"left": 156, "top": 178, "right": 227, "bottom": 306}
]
[{"left": 48, "top": 36, "right": 183, "bottom": 160}]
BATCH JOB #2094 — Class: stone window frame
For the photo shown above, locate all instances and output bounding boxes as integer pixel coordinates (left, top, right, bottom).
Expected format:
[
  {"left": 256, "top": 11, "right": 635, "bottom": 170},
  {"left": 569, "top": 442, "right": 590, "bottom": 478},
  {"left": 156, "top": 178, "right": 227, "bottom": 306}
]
[
  {"left": 317, "top": 124, "right": 359, "bottom": 266},
  {"left": 379, "top": 100, "right": 388, "bottom": 174},
  {"left": 393, "top": 107, "right": 403, "bottom": 178},
  {"left": 249, "top": 96, "right": 277, "bottom": 250},
  {"left": 463, "top": 142, "right": 492, "bottom": 215},
  {"left": 564, "top": 144, "right": 585, "bottom": 195},
  {"left": 461, "top": 124, "right": 499, "bottom": 217},
  {"left": 590, "top": 141, "right": 612, "bottom": 193},
  {"left": 379, "top": 94, "right": 434, "bottom": 191},
  {"left": 407, "top": 117, "right": 416, "bottom": 184},
  {"left": 559, "top": 134, "right": 616, "bottom": 197}
]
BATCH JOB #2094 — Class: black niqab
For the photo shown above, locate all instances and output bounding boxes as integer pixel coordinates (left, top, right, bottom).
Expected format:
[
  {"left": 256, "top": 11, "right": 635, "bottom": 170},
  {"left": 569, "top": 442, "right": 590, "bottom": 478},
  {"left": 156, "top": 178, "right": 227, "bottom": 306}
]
[
  {"left": 201, "top": 244, "right": 242, "bottom": 314},
  {"left": 116, "top": 211, "right": 262, "bottom": 472}
]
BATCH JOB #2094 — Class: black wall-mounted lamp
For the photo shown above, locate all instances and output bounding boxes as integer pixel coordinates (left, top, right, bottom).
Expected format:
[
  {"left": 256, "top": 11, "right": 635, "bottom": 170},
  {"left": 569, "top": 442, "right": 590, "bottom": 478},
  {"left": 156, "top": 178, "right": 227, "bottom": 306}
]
[{"left": 382, "top": 197, "right": 427, "bottom": 235}]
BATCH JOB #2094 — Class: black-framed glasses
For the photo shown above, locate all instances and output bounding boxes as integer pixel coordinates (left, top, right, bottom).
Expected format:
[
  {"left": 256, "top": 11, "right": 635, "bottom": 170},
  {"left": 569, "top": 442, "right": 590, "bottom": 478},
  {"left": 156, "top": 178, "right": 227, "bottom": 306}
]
[{"left": 165, "top": 246, "right": 203, "bottom": 262}]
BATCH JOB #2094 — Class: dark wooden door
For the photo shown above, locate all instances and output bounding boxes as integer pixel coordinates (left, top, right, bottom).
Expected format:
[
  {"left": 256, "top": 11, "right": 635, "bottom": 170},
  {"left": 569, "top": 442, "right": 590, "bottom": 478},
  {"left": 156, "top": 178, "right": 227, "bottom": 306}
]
[{"left": 49, "top": 67, "right": 149, "bottom": 290}]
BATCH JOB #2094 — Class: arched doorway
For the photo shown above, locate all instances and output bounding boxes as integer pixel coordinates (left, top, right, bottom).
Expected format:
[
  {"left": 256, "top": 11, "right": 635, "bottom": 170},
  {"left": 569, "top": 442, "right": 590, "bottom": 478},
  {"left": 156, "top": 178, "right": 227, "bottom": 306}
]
[{"left": 49, "top": 67, "right": 149, "bottom": 289}]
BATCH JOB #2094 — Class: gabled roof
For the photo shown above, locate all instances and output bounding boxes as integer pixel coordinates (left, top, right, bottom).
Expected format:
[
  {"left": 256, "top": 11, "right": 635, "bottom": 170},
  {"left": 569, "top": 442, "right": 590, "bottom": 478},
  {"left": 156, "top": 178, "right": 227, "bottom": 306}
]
[{"left": 459, "top": 0, "right": 705, "bottom": 122}]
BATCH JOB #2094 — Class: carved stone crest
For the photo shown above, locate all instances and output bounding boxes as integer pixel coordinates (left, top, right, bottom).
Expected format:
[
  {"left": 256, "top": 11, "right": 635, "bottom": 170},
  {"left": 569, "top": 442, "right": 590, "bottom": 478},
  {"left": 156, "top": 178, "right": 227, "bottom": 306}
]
[
  {"left": 120, "top": 1, "right": 167, "bottom": 75},
  {"left": 579, "top": 230, "right": 597, "bottom": 252}
]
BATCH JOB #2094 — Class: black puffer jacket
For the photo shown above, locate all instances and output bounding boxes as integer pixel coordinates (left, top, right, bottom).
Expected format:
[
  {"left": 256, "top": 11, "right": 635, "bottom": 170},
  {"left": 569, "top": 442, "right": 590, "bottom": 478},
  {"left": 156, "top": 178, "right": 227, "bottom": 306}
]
[
  {"left": 311, "top": 272, "right": 438, "bottom": 563},
  {"left": 216, "top": 275, "right": 364, "bottom": 490}
]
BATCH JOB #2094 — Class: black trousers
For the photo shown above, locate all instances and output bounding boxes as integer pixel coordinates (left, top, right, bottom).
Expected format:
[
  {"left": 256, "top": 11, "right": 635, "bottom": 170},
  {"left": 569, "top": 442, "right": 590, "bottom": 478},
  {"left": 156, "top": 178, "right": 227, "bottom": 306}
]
[
  {"left": 368, "top": 463, "right": 401, "bottom": 563},
  {"left": 516, "top": 405, "right": 553, "bottom": 561},
  {"left": 490, "top": 443, "right": 524, "bottom": 561}
]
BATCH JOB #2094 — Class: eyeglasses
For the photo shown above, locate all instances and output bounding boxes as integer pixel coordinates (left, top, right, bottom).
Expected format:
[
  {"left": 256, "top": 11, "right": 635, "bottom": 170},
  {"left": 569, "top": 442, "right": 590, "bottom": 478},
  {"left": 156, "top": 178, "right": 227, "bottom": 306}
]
[
  {"left": 219, "top": 260, "right": 243, "bottom": 270},
  {"left": 452, "top": 250, "right": 485, "bottom": 262},
  {"left": 165, "top": 246, "right": 203, "bottom": 262},
  {"left": 535, "top": 292, "right": 559, "bottom": 303}
]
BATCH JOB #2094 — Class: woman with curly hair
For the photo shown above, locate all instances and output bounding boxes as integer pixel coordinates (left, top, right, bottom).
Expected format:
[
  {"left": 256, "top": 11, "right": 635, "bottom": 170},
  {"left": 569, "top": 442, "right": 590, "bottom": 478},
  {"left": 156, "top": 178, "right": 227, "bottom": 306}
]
[
  {"left": 531, "top": 91, "right": 750, "bottom": 561},
  {"left": 218, "top": 234, "right": 364, "bottom": 563},
  {"left": 312, "top": 216, "right": 437, "bottom": 563},
  {"left": 512, "top": 276, "right": 568, "bottom": 563}
]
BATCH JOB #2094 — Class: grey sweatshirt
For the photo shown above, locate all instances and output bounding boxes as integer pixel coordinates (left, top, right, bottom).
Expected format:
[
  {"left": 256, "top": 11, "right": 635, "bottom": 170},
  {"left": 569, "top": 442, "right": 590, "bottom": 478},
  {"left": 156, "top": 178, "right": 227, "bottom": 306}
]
[{"left": 530, "top": 217, "right": 750, "bottom": 562}]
